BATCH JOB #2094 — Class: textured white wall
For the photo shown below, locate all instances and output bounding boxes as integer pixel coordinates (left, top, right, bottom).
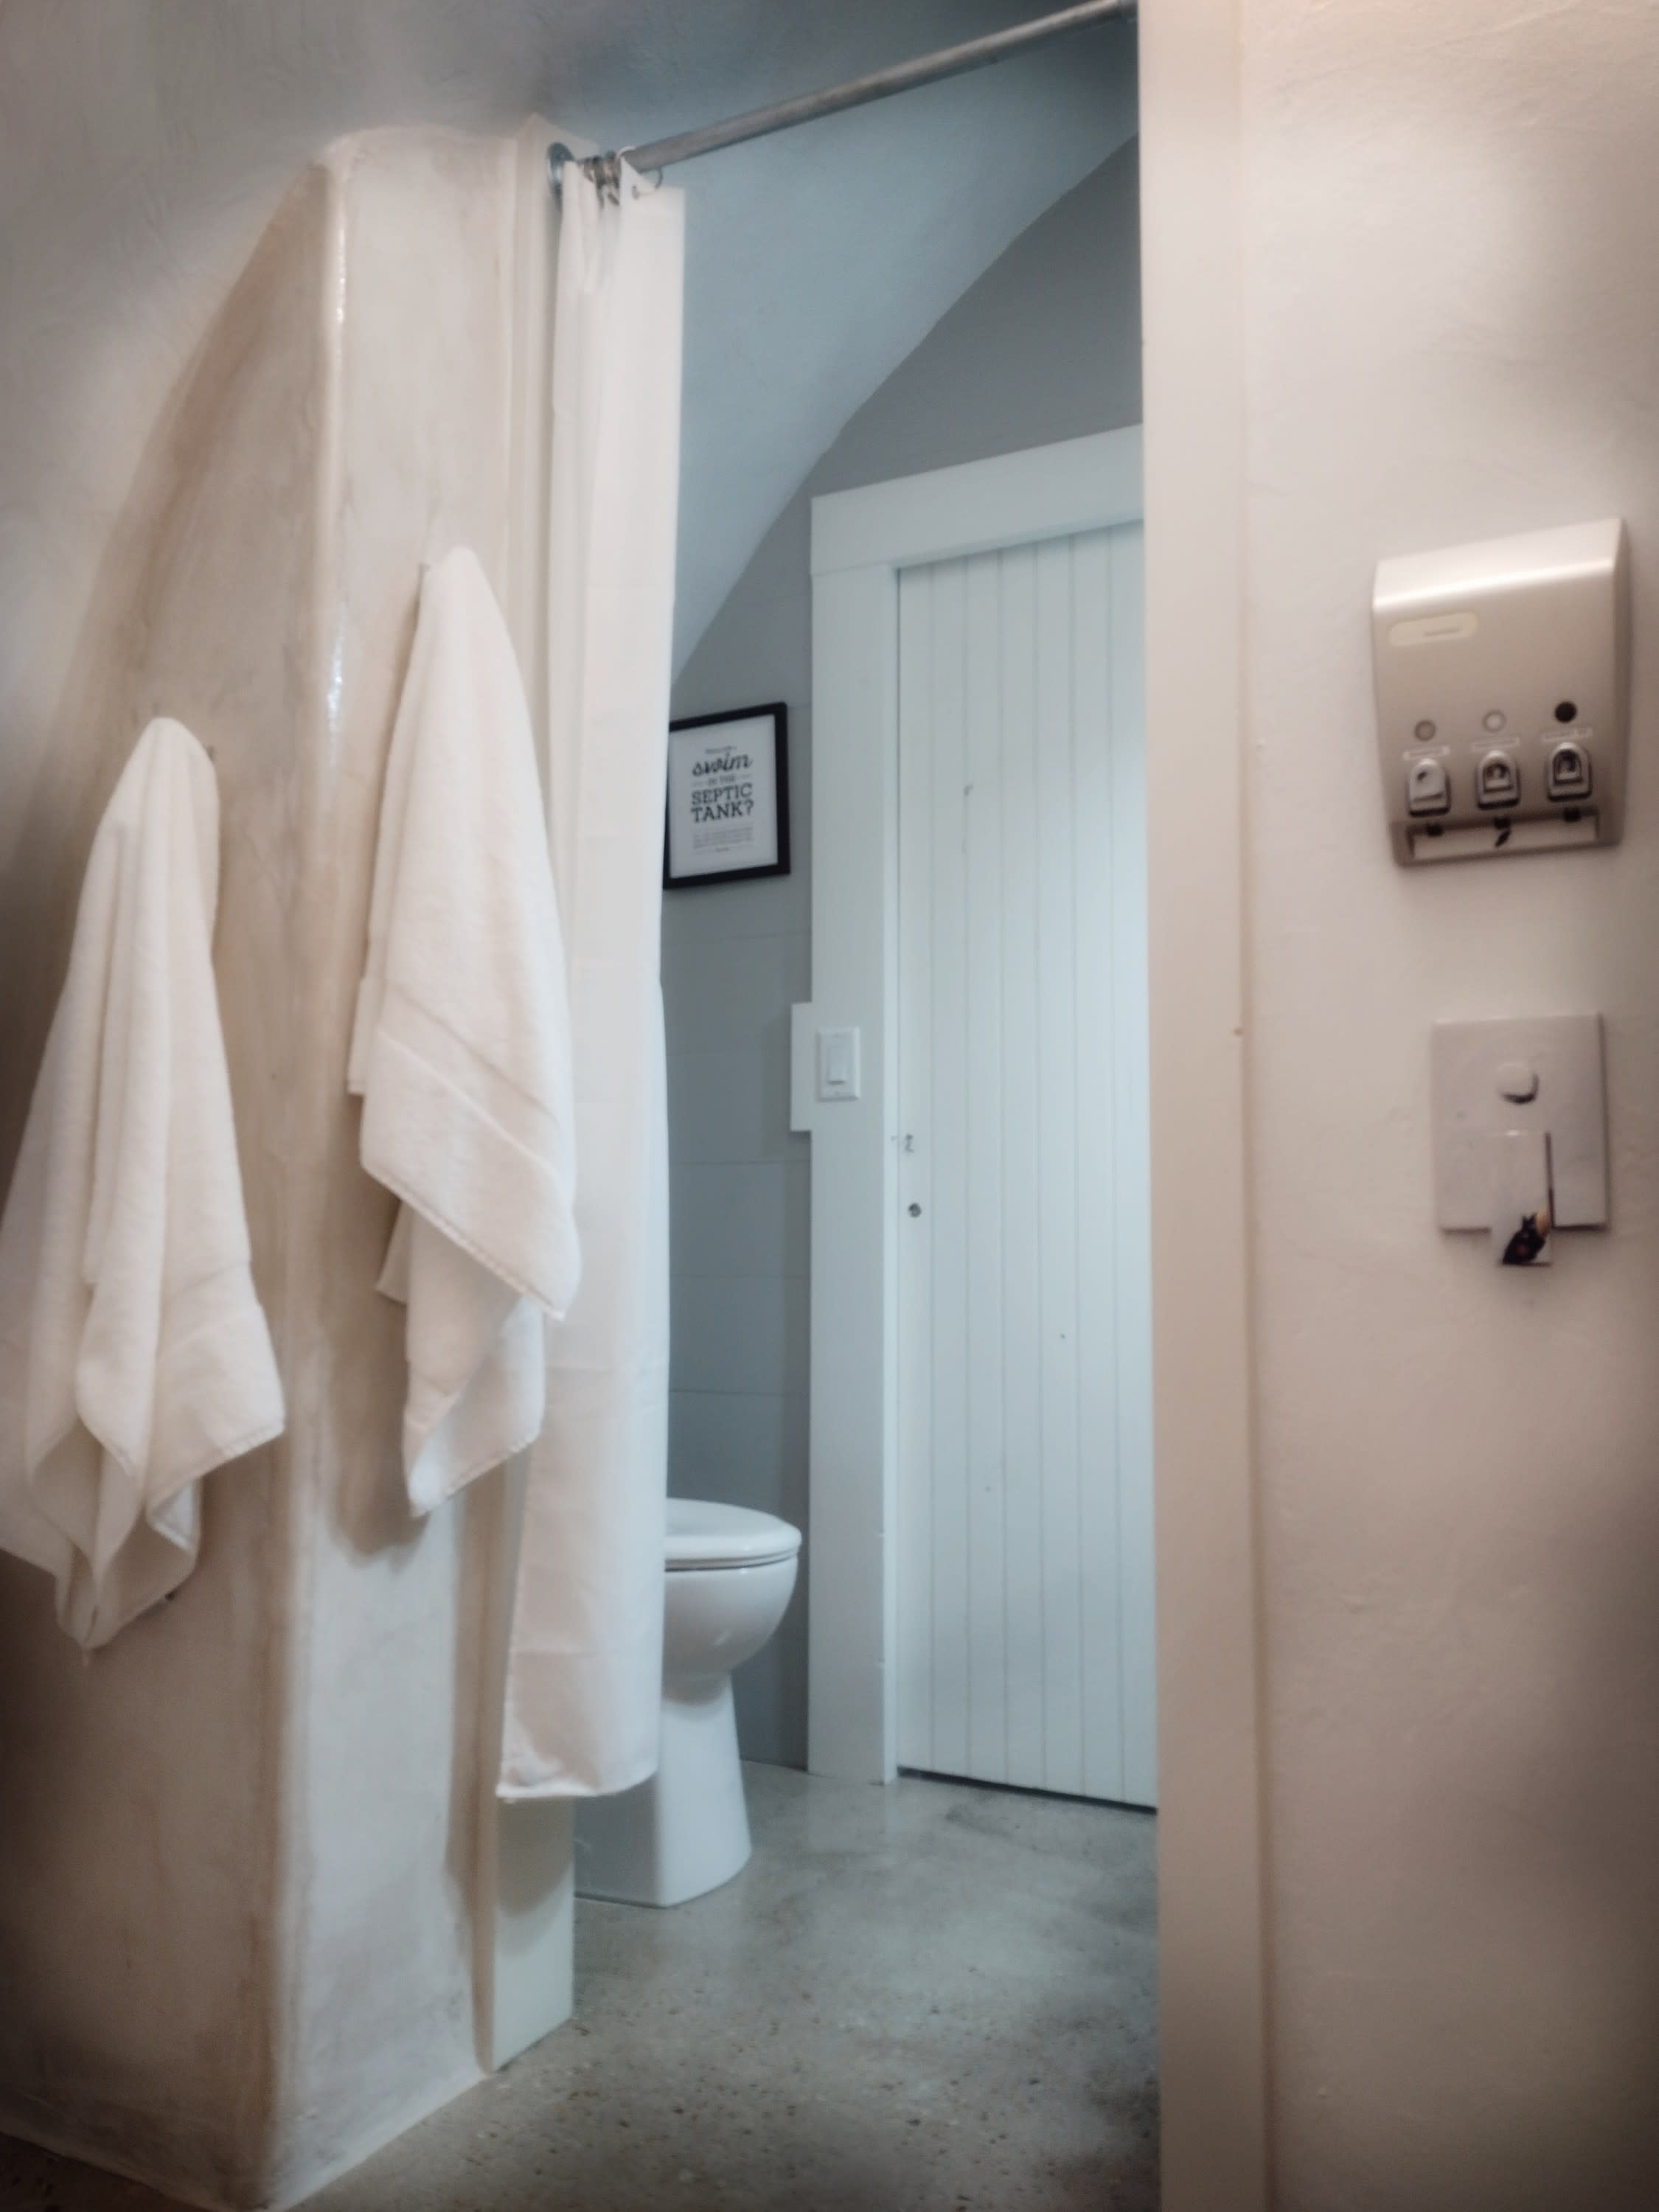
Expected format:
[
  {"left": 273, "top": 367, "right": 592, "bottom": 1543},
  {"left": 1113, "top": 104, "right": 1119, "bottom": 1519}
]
[
  {"left": 0, "top": 0, "right": 1135, "bottom": 870},
  {"left": 1231, "top": 4, "right": 1659, "bottom": 2205}
]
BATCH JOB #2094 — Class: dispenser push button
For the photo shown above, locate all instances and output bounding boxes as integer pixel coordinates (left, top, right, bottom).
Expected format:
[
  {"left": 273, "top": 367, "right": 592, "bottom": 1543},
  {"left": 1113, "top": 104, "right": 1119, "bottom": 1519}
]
[
  {"left": 1406, "top": 756, "right": 1450, "bottom": 817},
  {"left": 1546, "top": 739, "right": 1593, "bottom": 801},
  {"left": 1476, "top": 751, "right": 1521, "bottom": 810}
]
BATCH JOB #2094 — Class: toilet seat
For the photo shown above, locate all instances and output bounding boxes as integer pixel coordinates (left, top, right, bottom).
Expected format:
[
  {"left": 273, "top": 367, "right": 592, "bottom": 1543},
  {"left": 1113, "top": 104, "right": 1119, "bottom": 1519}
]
[{"left": 666, "top": 1498, "right": 801, "bottom": 1572}]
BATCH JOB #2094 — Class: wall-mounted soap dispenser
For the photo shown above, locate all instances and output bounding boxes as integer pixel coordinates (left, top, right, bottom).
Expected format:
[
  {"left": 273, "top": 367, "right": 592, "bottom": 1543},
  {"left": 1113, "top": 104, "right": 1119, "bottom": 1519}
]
[{"left": 1373, "top": 518, "right": 1629, "bottom": 864}]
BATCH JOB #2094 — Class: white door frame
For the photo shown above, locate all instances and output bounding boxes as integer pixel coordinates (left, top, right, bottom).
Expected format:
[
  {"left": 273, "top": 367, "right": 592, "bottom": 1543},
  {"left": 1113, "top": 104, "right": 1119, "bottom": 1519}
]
[{"left": 804, "top": 428, "right": 1146, "bottom": 1786}]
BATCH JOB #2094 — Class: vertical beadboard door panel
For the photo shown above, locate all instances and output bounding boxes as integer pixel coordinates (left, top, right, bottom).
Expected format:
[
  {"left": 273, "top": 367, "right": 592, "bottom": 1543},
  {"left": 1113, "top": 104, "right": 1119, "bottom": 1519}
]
[
  {"left": 896, "top": 523, "right": 1153, "bottom": 1806},
  {"left": 997, "top": 543, "right": 1046, "bottom": 1795},
  {"left": 1071, "top": 526, "right": 1127, "bottom": 1802},
  {"left": 1109, "top": 522, "right": 1156, "bottom": 1809},
  {"left": 960, "top": 549, "right": 1009, "bottom": 1785},
  {"left": 896, "top": 560, "right": 939, "bottom": 1776},
  {"left": 1033, "top": 532, "right": 1085, "bottom": 1791}
]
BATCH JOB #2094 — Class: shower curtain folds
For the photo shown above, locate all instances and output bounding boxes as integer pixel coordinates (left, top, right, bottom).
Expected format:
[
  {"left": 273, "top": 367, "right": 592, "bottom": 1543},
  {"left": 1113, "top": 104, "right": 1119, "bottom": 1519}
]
[{"left": 498, "top": 157, "right": 684, "bottom": 1798}]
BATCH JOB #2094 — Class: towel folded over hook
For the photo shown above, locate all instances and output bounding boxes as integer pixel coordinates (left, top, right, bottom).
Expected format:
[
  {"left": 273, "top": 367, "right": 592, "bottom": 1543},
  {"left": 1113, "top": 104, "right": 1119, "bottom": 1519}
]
[
  {"left": 0, "top": 717, "right": 286, "bottom": 1646},
  {"left": 350, "top": 546, "right": 579, "bottom": 1513}
]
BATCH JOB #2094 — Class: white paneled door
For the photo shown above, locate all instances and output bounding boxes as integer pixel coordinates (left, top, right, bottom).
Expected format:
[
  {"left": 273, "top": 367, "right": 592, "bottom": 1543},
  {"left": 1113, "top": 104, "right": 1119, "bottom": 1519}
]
[{"left": 895, "top": 524, "right": 1153, "bottom": 1806}]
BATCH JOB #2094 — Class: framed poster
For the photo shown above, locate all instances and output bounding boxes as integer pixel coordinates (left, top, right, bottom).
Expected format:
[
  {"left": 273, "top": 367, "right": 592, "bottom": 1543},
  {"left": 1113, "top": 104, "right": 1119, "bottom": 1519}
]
[{"left": 664, "top": 703, "right": 790, "bottom": 888}]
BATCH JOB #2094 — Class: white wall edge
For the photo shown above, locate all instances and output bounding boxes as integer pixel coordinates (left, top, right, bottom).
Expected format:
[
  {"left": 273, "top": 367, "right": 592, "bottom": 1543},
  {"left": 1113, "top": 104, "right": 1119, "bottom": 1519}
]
[
  {"left": 1138, "top": 1, "right": 1271, "bottom": 2205},
  {"left": 789, "top": 1001, "right": 818, "bottom": 1133}
]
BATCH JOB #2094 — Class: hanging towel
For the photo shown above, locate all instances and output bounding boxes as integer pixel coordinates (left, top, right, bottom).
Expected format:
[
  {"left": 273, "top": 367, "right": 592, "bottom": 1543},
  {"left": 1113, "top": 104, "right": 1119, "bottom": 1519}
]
[
  {"left": 349, "top": 545, "right": 578, "bottom": 1515},
  {"left": 0, "top": 717, "right": 286, "bottom": 1649},
  {"left": 499, "top": 156, "right": 683, "bottom": 1799}
]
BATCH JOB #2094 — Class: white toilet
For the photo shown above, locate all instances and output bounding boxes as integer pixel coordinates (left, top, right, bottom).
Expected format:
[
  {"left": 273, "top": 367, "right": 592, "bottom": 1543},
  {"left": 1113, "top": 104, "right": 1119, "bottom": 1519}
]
[{"left": 574, "top": 1498, "right": 801, "bottom": 1907}]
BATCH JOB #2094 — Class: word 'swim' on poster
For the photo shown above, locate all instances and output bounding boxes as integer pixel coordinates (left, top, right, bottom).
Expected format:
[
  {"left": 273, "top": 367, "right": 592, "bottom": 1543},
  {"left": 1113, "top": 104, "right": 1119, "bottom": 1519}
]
[
  {"left": 689, "top": 737, "right": 758, "bottom": 845},
  {"left": 665, "top": 705, "right": 789, "bottom": 888}
]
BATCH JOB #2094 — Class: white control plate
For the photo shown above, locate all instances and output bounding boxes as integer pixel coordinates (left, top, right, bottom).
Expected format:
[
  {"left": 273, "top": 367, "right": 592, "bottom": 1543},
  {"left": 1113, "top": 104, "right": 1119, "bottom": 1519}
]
[{"left": 1430, "top": 1014, "right": 1607, "bottom": 1231}]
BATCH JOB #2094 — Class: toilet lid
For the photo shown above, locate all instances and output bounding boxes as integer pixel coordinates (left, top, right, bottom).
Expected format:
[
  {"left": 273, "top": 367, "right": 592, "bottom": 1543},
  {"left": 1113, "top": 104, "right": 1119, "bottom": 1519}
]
[{"left": 666, "top": 1498, "right": 802, "bottom": 1571}]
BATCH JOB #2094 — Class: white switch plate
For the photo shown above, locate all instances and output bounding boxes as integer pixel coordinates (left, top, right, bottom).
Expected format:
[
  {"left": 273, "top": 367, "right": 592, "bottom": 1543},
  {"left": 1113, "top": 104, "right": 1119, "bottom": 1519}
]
[
  {"left": 817, "top": 1026, "right": 861, "bottom": 1102},
  {"left": 1431, "top": 1013, "right": 1607, "bottom": 1231}
]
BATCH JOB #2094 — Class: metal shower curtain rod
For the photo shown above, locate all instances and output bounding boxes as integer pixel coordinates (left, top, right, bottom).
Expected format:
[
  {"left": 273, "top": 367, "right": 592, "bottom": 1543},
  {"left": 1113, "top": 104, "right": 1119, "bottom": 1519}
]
[{"left": 549, "top": 0, "right": 1137, "bottom": 197}]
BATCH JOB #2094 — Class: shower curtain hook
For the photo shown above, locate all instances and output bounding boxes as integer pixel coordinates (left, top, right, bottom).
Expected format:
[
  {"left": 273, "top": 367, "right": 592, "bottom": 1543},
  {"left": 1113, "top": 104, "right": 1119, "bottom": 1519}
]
[
  {"left": 546, "top": 144, "right": 623, "bottom": 204},
  {"left": 546, "top": 144, "right": 628, "bottom": 205},
  {"left": 594, "top": 151, "right": 624, "bottom": 204}
]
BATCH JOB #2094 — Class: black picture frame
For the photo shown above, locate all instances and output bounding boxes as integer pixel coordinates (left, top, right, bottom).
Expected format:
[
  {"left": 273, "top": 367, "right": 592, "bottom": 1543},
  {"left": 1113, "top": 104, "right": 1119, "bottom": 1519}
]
[{"left": 664, "top": 702, "right": 791, "bottom": 889}]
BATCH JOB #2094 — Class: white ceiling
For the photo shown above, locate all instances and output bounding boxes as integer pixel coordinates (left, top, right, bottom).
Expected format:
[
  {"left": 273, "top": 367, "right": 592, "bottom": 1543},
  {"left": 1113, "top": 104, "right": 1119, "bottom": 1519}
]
[{"left": 0, "top": 0, "right": 1136, "bottom": 827}]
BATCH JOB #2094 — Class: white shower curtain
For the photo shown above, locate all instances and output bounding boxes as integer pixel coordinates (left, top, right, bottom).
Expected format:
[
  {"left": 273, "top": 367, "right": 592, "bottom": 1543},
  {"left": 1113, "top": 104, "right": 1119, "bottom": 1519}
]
[{"left": 498, "top": 159, "right": 684, "bottom": 1798}]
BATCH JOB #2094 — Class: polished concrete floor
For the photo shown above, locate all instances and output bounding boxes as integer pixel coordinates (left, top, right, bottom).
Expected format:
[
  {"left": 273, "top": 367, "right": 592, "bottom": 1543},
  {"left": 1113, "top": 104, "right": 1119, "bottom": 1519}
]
[{"left": 2, "top": 1764, "right": 1158, "bottom": 2212}]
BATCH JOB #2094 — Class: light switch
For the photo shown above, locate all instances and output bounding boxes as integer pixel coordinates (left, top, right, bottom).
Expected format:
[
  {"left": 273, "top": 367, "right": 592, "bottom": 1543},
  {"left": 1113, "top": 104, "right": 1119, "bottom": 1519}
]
[{"left": 817, "top": 1026, "right": 861, "bottom": 1102}]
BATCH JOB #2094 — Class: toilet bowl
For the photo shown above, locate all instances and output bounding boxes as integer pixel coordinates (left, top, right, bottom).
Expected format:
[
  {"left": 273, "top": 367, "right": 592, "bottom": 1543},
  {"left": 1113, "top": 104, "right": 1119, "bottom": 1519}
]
[{"left": 574, "top": 1499, "right": 801, "bottom": 1907}]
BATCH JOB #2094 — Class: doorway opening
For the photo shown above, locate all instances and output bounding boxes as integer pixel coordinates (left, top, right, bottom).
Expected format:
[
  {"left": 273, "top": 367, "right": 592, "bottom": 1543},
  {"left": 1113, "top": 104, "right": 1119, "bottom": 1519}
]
[{"left": 651, "top": 103, "right": 1164, "bottom": 2212}]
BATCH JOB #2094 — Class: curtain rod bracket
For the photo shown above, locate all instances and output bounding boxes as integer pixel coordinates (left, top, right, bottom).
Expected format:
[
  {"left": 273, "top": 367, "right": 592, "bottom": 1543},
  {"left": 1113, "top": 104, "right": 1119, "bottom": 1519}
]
[{"left": 549, "top": 143, "right": 628, "bottom": 204}]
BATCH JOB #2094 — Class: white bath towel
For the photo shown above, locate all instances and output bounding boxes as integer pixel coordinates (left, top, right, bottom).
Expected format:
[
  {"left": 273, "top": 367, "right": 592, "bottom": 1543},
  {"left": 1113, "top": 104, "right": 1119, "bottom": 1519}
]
[
  {"left": 349, "top": 546, "right": 579, "bottom": 1514},
  {"left": 0, "top": 717, "right": 286, "bottom": 1649}
]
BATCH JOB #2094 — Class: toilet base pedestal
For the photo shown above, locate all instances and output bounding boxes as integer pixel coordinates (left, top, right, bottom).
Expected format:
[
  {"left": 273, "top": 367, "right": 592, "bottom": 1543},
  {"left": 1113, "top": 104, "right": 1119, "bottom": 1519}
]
[{"left": 574, "top": 1679, "right": 752, "bottom": 1907}]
